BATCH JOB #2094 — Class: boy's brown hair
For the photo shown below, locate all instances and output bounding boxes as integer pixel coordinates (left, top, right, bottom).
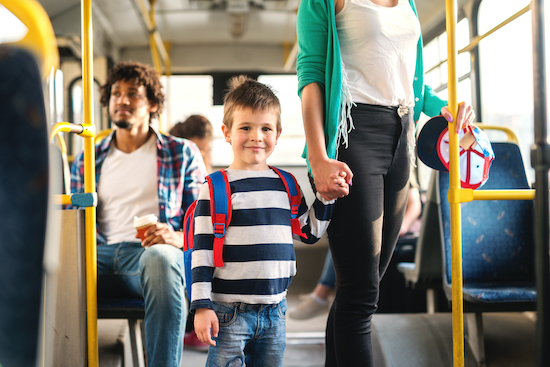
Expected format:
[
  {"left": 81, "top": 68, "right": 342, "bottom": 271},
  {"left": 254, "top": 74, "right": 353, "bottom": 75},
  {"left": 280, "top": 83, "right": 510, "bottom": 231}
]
[
  {"left": 100, "top": 61, "right": 165, "bottom": 120},
  {"left": 223, "top": 75, "right": 281, "bottom": 131}
]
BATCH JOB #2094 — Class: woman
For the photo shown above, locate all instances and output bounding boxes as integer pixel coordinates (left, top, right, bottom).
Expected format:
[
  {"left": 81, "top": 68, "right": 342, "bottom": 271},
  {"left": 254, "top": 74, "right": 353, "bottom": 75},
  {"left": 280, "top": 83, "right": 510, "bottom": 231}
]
[{"left": 296, "top": 0, "right": 474, "bottom": 365}]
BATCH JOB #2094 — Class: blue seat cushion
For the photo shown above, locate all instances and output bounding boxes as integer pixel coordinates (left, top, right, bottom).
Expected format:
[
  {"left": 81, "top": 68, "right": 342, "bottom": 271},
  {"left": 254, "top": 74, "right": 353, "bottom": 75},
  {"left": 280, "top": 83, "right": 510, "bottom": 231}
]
[{"left": 463, "top": 283, "right": 536, "bottom": 303}]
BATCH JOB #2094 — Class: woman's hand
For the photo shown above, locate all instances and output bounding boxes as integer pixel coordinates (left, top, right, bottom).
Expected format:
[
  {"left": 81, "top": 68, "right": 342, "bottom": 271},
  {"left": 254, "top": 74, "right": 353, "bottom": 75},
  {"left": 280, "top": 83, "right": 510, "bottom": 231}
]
[
  {"left": 310, "top": 157, "right": 353, "bottom": 201},
  {"left": 441, "top": 102, "right": 476, "bottom": 133}
]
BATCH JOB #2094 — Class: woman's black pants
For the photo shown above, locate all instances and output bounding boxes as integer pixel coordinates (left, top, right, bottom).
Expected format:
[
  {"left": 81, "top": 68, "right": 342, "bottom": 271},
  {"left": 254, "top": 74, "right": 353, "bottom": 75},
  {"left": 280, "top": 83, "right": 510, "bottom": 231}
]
[{"left": 325, "top": 104, "right": 411, "bottom": 367}]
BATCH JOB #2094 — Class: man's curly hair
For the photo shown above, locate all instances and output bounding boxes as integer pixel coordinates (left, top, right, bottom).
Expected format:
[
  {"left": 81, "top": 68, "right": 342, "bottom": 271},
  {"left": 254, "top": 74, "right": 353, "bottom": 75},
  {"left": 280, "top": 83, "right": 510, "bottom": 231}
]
[{"left": 100, "top": 61, "right": 165, "bottom": 120}]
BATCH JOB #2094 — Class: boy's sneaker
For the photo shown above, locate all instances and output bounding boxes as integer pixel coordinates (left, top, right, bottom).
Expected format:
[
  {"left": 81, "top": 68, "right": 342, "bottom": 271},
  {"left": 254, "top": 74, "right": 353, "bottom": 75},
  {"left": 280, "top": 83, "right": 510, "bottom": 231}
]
[
  {"left": 288, "top": 294, "right": 329, "bottom": 320},
  {"left": 184, "top": 330, "right": 209, "bottom": 352}
]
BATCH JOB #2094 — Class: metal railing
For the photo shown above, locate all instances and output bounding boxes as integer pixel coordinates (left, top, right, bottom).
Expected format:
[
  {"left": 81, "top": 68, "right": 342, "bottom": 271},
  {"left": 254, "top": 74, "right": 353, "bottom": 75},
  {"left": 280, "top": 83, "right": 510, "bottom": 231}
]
[{"left": 444, "top": 1, "right": 545, "bottom": 366}]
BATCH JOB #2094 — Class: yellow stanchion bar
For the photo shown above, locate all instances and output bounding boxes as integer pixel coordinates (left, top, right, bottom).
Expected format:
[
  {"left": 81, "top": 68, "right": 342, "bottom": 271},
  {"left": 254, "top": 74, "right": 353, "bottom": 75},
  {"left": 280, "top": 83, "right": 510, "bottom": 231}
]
[
  {"left": 49, "top": 122, "right": 96, "bottom": 141},
  {"left": 473, "top": 189, "right": 536, "bottom": 201},
  {"left": 445, "top": 0, "right": 465, "bottom": 366},
  {"left": 81, "top": 0, "right": 98, "bottom": 365},
  {"left": 450, "top": 188, "right": 536, "bottom": 203}
]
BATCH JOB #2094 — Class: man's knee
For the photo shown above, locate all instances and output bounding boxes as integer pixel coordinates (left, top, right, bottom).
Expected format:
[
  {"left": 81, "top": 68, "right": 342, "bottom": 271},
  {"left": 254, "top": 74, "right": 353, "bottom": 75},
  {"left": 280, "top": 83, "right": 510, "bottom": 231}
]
[{"left": 140, "top": 244, "right": 183, "bottom": 275}]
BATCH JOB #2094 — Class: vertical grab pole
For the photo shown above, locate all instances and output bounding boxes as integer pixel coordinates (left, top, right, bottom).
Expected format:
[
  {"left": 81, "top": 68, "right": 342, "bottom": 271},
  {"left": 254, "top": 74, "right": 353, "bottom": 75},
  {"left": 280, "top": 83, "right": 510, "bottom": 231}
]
[
  {"left": 445, "top": 0, "right": 465, "bottom": 366},
  {"left": 531, "top": 0, "right": 550, "bottom": 366},
  {"left": 81, "top": 0, "right": 98, "bottom": 365}
]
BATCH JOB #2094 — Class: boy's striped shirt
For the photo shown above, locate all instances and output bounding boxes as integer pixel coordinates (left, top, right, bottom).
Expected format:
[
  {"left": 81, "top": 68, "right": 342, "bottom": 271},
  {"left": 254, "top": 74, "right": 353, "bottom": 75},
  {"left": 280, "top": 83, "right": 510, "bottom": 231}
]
[{"left": 190, "top": 168, "right": 335, "bottom": 311}]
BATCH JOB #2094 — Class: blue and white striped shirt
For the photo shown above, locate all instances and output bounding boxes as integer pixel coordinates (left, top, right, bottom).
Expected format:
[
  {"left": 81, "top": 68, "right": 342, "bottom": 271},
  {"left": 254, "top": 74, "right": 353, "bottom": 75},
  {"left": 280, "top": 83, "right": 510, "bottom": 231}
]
[{"left": 190, "top": 168, "right": 335, "bottom": 311}]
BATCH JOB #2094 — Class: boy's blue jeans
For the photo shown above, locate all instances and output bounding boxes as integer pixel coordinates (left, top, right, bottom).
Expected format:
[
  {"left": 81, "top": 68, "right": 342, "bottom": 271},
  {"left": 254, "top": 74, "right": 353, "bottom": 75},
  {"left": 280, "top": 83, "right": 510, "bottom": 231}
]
[
  {"left": 207, "top": 299, "right": 287, "bottom": 367},
  {"left": 97, "top": 242, "right": 186, "bottom": 367}
]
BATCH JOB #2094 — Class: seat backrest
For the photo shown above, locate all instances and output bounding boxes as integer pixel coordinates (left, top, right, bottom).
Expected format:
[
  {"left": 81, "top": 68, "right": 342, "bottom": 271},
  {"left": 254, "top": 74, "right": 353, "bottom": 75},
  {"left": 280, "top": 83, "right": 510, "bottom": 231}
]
[
  {"left": 0, "top": 46, "right": 50, "bottom": 367},
  {"left": 438, "top": 142, "right": 535, "bottom": 287},
  {"left": 407, "top": 170, "right": 443, "bottom": 286}
]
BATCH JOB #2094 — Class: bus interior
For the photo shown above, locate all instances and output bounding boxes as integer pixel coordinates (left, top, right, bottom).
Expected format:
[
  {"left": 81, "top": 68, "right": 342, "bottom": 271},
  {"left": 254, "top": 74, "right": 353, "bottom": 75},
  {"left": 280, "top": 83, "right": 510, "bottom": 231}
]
[{"left": 0, "top": 0, "right": 549, "bottom": 366}]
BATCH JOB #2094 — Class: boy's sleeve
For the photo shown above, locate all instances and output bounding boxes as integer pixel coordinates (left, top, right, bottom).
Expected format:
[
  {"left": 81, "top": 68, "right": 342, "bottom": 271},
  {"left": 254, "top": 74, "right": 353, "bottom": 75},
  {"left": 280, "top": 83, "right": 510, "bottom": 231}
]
[
  {"left": 190, "top": 183, "right": 216, "bottom": 311},
  {"left": 294, "top": 187, "right": 336, "bottom": 244}
]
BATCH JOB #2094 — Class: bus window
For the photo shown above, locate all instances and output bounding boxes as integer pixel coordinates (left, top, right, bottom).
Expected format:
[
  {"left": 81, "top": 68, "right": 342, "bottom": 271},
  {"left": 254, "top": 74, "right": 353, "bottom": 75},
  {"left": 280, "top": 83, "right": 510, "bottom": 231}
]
[
  {"left": 478, "top": 0, "right": 534, "bottom": 181},
  {"left": 69, "top": 78, "right": 103, "bottom": 157},
  {"left": 0, "top": 4, "right": 27, "bottom": 43},
  {"left": 258, "top": 75, "right": 304, "bottom": 166},
  {"left": 160, "top": 74, "right": 305, "bottom": 168},
  {"left": 418, "top": 18, "right": 472, "bottom": 189}
]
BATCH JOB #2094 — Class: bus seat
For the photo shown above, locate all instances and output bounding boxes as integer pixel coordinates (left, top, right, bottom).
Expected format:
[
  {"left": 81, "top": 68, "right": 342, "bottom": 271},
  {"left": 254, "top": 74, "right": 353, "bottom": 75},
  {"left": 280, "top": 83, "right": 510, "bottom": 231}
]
[
  {"left": 96, "top": 128, "right": 113, "bottom": 143},
  {"left": 397, "top": 170, "right": 443, "bottom": 313},
  {"left": 98, "top": 297, "right": 146, "bottom": 367},
  {"left": 438, "top": 141, "right": 536, "bottom": 365},
  {"left": 0, "top": 46, "right": 51, "bottom": 367}
]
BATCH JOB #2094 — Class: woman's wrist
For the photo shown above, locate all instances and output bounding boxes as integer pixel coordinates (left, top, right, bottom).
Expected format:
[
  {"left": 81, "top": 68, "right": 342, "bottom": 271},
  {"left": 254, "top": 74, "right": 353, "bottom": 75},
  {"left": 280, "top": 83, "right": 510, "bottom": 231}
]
[{"left": 308, "top": 150, "right": 330, "bottom": 166}]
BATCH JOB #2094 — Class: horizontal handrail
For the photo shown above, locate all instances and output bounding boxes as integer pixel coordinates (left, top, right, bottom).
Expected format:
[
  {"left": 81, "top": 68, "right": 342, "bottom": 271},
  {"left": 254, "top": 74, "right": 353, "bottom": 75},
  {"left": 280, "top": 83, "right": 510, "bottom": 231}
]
[
  {"left": 49, "top": 122, "right": 96, "bottom": 142},
  {"left": 449, "top": 187, "right": 536, "bottom": 204},
  {"left": 477, "top": 125, "right": 520, "bottom": 145}
]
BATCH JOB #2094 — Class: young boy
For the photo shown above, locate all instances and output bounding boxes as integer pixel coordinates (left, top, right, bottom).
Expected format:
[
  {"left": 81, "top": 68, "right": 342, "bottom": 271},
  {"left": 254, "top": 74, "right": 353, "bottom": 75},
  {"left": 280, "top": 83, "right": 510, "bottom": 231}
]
[{"left": 190, "top": 76, "right": 339, "bottom": 366}]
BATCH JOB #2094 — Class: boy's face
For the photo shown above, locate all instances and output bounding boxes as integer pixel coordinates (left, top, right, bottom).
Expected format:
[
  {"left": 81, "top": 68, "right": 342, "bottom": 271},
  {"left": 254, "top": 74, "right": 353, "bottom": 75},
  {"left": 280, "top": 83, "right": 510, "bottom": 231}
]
[
  {"left": 222, "top": 107, "right": 281, "bottom": 171},
  {"left": 109, "top": 79, "right": 158, "bottom": 130}
]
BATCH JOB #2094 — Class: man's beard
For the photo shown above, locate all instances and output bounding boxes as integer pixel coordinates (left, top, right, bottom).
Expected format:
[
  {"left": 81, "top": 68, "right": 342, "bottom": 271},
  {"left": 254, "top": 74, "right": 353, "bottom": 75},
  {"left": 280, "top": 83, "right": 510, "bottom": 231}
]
[{"left": 114, "top": 120, "right": 132, "bottom": 130}]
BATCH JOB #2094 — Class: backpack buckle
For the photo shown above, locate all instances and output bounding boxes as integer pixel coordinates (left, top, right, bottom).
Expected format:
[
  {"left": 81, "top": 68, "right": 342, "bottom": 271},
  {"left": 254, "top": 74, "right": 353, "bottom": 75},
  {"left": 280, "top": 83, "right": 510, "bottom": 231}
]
[
  {"left": 291, "top": 204, "right": 299, "bottom": 217},
  {"left": 213, "top": 213, "right": 226, "bottom": 238}
]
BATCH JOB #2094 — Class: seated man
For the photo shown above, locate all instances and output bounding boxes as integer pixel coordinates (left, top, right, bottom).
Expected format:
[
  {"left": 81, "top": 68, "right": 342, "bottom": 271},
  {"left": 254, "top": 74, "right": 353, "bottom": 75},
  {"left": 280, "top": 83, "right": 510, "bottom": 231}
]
[{"left": 70, "top": 61, "right": 207, "bottom": 367}]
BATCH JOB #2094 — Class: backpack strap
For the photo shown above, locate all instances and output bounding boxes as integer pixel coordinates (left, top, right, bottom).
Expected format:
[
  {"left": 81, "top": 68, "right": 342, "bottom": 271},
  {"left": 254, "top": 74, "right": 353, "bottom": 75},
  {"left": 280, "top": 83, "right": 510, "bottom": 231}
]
[
  {"left": 270, "top": 167, "right": 307, "bottom": 239},
  {"left": 206, "top": 170, "right": 232, "bottom": 267},
  {"left": 182, "top": 200, "right": 198, "bottom": 251}
]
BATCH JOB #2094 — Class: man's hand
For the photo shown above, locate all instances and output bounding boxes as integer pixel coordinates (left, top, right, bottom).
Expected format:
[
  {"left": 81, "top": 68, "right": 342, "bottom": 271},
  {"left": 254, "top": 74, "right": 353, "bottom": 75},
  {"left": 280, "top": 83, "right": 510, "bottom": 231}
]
[
  {"left": 194, "top": 308, "right": 219, "bottom": 346},
  {"left": 137, "top": 222, "right": 184, "bottom": 248}
]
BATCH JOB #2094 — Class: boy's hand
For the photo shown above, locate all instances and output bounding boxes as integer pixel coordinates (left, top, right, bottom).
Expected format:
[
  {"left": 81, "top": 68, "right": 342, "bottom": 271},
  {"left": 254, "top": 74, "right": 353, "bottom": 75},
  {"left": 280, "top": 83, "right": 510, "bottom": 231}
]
[
  {"left": 330, "top": 171, "right": 348, "bottom": 190},
  {"left": 310, "top": 158, "right": 353, "bottom": 201},
  {"left": 194, "top": 308, "right": 219, "bottom": 346}
]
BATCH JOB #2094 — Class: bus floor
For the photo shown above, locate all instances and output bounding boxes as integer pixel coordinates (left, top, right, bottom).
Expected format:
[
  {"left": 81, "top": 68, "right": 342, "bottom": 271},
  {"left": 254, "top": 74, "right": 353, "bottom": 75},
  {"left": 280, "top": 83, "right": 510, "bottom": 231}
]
[{"left": 98, "top": 294, "right": 536, "bottom": 367}]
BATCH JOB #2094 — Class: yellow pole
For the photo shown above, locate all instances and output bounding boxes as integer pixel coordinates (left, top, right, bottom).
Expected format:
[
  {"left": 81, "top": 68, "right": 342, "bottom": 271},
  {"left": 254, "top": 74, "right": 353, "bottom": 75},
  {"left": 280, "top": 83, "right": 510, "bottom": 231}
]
[
  {"left": 445, "top": 0, "right": 465, "bottom": 366},
  {"left": 81, "top": 0, "right": 98, "bottom": 365}
]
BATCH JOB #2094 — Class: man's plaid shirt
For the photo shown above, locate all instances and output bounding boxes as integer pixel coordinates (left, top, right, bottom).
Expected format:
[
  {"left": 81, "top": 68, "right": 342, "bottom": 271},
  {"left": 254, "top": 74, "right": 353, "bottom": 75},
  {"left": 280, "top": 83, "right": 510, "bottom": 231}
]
[{"left": 70, "top": 128, "right": 207, "bottom": 245}]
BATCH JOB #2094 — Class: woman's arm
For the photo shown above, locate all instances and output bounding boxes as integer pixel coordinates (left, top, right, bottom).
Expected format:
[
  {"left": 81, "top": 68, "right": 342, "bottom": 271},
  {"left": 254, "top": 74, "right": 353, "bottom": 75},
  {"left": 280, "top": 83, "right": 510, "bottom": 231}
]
[{"left": 301, "top": 82, "right": 352, "bottom": 200}]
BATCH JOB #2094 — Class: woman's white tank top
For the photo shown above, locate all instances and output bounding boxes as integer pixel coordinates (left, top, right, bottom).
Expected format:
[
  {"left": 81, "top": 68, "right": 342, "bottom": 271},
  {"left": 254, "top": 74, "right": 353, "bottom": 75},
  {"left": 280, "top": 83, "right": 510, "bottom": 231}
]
[{"left": 336, "top": 0, "right": 420, "bottom": 108}]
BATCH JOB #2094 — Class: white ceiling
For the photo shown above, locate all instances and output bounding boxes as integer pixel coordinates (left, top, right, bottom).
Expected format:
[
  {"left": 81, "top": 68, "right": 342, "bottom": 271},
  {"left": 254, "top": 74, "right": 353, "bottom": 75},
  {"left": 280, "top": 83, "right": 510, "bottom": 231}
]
[{"left": 35, "top": 0, "right": 469, "bottom": 71}]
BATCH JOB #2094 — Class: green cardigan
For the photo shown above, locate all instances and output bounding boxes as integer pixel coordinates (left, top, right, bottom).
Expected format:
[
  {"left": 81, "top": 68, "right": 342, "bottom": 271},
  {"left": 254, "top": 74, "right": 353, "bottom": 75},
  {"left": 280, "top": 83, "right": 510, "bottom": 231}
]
[{"left": 296, "top": 0, "right": 447, "bottom": 162}]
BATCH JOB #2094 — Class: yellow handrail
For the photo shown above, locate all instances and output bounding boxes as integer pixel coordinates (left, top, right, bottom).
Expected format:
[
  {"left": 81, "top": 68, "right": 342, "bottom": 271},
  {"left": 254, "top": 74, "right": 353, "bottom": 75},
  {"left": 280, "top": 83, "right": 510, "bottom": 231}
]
[
  {"left": 81, "top": 0, "right": 98, "bottom": 365},
  {"left": 0, "top": 0, "right": 58, "bottom": 78},
  {"left": 445, "top": 1, "right": 465, "bottom": 366},
  {"left": 445, "top": 3, "right": 536, "bottom": 366},
  {"left": 477, "top": 124, "right": 520, "bottom": 145}
]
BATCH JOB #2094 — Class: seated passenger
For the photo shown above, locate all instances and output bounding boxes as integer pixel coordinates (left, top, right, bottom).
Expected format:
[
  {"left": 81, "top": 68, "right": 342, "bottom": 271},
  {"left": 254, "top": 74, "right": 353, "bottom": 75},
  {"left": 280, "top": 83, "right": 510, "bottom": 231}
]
[
  {"left": 170, "top": 114, "right": 213, "bottom": 173},
  {"left": 70, "top": 61, "right": 207, "bottom": 367}
]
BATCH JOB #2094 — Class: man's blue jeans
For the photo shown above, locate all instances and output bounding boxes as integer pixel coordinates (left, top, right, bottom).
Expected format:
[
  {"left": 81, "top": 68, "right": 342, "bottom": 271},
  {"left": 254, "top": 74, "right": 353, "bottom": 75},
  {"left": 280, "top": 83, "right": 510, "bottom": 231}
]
[
  {"left": 206, "top": 299, "right": 287, "bottom": 367},
  {"left": 318, "top": 248, "right": 336, "bottom": 289},
  {"left": 97, "top": 242, "right": 186, "bottom": 367}
]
